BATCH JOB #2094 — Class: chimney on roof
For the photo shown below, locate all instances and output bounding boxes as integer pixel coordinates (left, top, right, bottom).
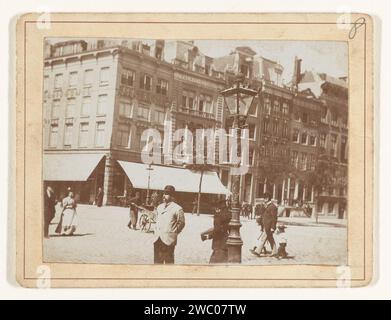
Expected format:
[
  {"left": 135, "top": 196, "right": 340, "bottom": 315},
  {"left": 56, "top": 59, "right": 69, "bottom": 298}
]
[
  {"left": 142, "top": 44, "right": 151, "bottom": 56},
  {"left": 339, "top": 76, "right": 348, "bottom": 82},
  {"left": 292, "top": 56, "right": 302, "bottom": 90},
  {"left": 154, "top": 40, "right": 165, "bottom": 60}
]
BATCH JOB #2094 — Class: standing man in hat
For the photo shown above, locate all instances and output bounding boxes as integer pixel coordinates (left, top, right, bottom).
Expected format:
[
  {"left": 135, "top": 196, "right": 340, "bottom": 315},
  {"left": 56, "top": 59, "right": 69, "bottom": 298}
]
[
  {"left": 250, "top": 192, "right": 278, "bottom": 257},
  {"left": 153, "top": 185, "right": 185, "bottom": 264},
  {"left": 201, "top": 199, "right": 232, "bottom": 263},
  {"left": 44, "top": 185, "right": 56, "bottom": 238}
]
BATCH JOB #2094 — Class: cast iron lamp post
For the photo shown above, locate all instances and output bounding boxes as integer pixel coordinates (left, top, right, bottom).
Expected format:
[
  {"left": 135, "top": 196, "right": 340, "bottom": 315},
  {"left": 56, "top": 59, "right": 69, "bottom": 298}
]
[
  {"left": 221, "top": 75, "right": 258, "bottom": 263},
  {"left": 146, "top": 164, "right": 153, "bottom": 205}
]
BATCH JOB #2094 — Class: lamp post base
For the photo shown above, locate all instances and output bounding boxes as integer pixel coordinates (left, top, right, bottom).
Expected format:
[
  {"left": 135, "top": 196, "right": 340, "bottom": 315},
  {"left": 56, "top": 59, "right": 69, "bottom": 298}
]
[
  {"left": 227, "top": 242, "right": 243, "bottom": 263},
  {"left": 226, "top": 205, "right": 243, "bottom": 263}
]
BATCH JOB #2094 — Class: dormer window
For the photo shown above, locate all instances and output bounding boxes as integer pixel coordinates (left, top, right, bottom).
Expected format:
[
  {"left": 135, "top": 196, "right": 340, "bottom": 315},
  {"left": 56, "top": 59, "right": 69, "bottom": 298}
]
[{"left": 240, "top": 64, "right": 250, "bottom": 78}]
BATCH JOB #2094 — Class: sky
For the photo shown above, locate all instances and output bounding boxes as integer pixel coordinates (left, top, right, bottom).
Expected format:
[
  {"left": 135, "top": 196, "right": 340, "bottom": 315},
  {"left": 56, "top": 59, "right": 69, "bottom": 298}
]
[
  {"left": 49, "top": 38, "right": 348, "bottom": 84},
  {"left": 190, "top": 40, "right": 348, "bottom": 84}
]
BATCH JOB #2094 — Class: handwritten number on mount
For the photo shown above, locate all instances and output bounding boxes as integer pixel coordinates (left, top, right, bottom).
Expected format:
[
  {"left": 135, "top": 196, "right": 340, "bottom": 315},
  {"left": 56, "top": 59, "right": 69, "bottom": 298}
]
[{"left": 349, "top": 17, "right": 366, "bottom": 40}]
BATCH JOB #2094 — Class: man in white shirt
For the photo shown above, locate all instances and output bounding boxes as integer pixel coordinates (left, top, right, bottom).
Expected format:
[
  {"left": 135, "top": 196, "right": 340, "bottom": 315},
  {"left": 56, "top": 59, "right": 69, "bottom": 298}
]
[{"left": 153, "top": 185, "right": 185, "bottom": 264}]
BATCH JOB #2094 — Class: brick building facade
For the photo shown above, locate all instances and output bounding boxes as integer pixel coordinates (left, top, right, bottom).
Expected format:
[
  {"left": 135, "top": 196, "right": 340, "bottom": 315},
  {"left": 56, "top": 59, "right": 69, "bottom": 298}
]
[{"left": 43, "top": 39, "right": 348, "bottom": 218}]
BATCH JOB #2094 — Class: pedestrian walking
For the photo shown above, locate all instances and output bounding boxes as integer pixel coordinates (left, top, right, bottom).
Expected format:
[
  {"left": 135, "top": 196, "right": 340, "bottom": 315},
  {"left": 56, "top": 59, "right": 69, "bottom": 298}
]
[
  {"left": 254, "top": 203, "right": 263, "bottom": 220},
  {"left": 44, "top": 185, "right": 56, "bottom": 238},
  {"left": 153, "top": 185, "right": 185, "bottom": 264},
  {"left": 250, "top": 192, "right": 278, "bottom": 257},
  {"left": 251, "top": 201, "right": 268, "bottom": 254},
  {"left": 201, "top": 199, "right": 232, "bottom": 264},
  {"left": 55, "top": 190, "right": 78, "bottom": 236},
  {"left": 128, "top": 190, "right": 141, "bottom": 230},
  {"left": 95, "top": 187, "right": 104, "bottom": 207}
]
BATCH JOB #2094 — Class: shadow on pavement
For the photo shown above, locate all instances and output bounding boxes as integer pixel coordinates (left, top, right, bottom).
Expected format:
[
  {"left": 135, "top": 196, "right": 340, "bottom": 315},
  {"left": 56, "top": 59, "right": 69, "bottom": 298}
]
[
  {"left": 279, "top": 220, "right": 346, "bottom": 228},
  {"left": 48, "top": 233, "right": 95, "bottom": 238}
]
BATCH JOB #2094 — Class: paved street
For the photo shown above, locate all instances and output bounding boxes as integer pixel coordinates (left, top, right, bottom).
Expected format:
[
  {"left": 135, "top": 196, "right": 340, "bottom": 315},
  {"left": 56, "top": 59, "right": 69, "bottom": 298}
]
[{"left": 44, "top": 204, "right": 347, "bottom": 265}]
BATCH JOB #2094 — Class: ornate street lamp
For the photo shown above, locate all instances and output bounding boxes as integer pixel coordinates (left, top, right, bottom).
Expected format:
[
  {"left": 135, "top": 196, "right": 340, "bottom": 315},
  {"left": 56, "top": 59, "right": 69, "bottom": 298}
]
[{"left": 221, "top": 74, "right": 258, "bottom": 263}]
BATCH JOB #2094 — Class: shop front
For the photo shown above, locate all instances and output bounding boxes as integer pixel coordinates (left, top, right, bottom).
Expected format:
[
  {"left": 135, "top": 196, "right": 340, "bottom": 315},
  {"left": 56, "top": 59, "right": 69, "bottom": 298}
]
[
  {"left": 116, "top": 160, "right": 230, "bottom": 213},
  {"left": 43, "top": 153, "right": 106, "bottom": 204}
]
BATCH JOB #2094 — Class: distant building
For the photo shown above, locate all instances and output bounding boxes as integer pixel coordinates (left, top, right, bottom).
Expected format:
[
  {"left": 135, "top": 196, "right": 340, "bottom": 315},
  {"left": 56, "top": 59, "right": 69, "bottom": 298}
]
[{"left": 298, "top": 70, "right": 348, "bottom": 218}]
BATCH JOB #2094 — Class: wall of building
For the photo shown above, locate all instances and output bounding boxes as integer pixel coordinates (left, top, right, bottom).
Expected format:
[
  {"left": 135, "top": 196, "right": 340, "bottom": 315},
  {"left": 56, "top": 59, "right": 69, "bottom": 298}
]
[{"left": 43, "top": 47, "right": 119, "bottom": 152}]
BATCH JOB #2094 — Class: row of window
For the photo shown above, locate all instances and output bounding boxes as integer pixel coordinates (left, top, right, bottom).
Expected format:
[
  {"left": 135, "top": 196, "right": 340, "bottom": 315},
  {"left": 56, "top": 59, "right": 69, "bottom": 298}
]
[
  {"left": 51, "top": 96, "right": 166, "bottom": 124},
  {"left": 120, "top": 68, "right": 169, "bottom": 96},
  {"left": 262, "top": 118, "right": 289, "bottom": 138},
  {"left": 118, "top": 102, "right": 166, "bottom": 124},
  {"left": 291, "top": 151, "right": 317, "bottom": 171},
  {"left": 51, "top": 94, "right": 109, "bottom": 118},
  {"left": 117, "top": 125, "right": 165, "bottom": 151},
  {"left": 224, "top": 119, "right": 289, "bottom": 140},
  {"left": 49, "top": 120, "right": 105, "bottom": 148},
  {"left": 181, "top": 90, "right": 214, "bottom": 114},
  {"left": 292, "top": 111, "right": 315, "bottom": 124},
  {"left": 318, "top": 133, "right": 348, "bottom": 159},
  {"left": 263, "top": 98, "right": 290, "bottom": 115},
  {"left": 292, "top": 129, "right": 317, "bottom": 146},
  {"left": 47, "top": 67, "right": 111, "bottom": 91},
  {"left": 49, "top": 66, "right": 168, "bottom": 97},
  {"left": 259, "top": 145, "right": 290, "bottom": 159},
  {"left": 321, "top": 109, "right": 348, "bottom": 128}
]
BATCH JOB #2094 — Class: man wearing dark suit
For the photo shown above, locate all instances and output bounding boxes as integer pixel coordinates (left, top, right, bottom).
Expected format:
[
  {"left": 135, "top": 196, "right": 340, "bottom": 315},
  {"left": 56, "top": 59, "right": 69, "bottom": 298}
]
[
  {"left": 201, "top": 199, "right": 232, "bottom": 263},
  {"left": 251, "top": 192, "right": 278, "bottom": 257},
  {"left": 44, "top": 186, "right": 56, "bottom": 238}
]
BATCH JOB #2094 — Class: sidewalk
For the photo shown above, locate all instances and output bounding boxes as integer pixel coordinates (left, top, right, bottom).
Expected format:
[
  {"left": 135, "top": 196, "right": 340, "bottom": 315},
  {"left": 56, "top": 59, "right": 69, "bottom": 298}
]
[
  {"left": 278, "top": 216, "right": 347, "bottom": 228},
  {"left": 44, "top": 204, "right": 347, "bottom": 266}
]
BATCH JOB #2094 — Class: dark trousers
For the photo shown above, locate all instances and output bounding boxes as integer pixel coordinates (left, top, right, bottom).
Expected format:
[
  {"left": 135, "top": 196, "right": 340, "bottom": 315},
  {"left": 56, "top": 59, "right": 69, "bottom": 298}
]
[
  {"left": 255, "top": 228, "right": 277, "bottom": 255},
  {"left": 43, "top": 210, "right": 52, "bottom": 237},
  {"left": 209, "top": 249, "right": 228, "bottom": 264},
  {"left": 154, "top": 238, "right": 175, "bottom": 264},
  {"left": 129, "top": 209, "right": 138, "bottom": 229},
  {"left": 265, "top": 229, "right": 276, "bottom": 253}
]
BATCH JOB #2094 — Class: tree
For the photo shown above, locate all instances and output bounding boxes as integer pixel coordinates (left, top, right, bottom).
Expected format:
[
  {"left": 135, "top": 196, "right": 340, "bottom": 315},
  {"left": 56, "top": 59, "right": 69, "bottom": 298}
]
[
  {"left": 305, "top": 153, "right": 345, "bottom": 222},
  {"left": 183, "top": 163, "right": 217, "bottom": 215}
]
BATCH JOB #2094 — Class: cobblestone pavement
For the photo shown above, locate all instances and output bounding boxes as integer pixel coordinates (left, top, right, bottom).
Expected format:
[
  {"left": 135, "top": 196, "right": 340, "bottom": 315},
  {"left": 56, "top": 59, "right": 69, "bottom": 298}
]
[{"left": 44, "top": 204, "right": 347, "bottom": 265}]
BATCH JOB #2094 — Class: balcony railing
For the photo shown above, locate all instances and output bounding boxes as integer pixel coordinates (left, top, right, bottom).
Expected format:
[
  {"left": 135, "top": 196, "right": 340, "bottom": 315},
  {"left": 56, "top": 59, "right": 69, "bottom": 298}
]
[{"left": 179, "top": 107, "right": 215, "bottom": 119}]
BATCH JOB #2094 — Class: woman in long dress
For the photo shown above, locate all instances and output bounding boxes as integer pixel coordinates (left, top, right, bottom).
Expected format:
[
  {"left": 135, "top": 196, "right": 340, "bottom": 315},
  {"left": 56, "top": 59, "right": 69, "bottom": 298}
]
[{"left": 56, "top": 191, "right": 78, "bottom": 236}]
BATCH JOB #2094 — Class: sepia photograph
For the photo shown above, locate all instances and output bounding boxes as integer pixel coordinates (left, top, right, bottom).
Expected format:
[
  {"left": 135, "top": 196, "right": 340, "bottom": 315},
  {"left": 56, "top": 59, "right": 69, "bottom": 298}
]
[
  {"left": 13, "top": 12, "right": 374, "bottom": 288},
  {"left": 42, "top": 37, "right": 349, "bottom": 266}
]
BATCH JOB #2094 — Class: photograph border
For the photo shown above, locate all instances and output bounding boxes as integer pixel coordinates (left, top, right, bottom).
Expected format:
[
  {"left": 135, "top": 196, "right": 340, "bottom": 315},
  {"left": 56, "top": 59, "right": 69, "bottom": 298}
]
[{"left": 14, "top": 13, "right": 374, "bottom": 288}]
